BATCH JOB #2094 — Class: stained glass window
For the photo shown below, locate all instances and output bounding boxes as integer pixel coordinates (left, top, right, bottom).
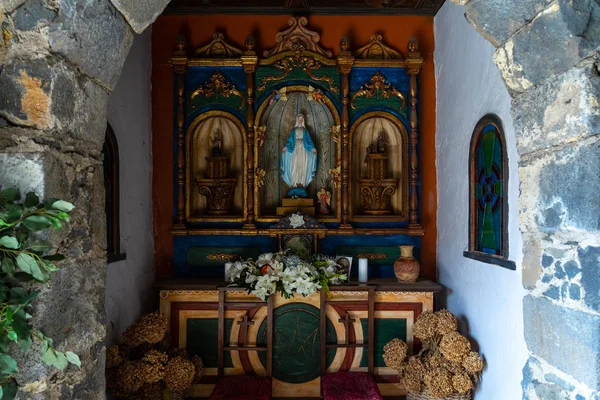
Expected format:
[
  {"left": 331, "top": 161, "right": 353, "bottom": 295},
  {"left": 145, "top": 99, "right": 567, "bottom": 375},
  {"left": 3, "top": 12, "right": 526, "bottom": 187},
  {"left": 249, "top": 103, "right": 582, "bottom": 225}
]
[{"left": 468, "top": 115, "right": 509, "bottom": 260}]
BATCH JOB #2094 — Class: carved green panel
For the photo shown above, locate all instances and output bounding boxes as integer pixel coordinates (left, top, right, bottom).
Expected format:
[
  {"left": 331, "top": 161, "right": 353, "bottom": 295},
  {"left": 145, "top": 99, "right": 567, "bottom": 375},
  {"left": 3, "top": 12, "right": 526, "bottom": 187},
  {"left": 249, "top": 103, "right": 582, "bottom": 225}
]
[
  {"left": 257, "top": 303, "right": 336, "bottom": 383},
  {"left": 255, "top": 64, "right": 340, "bottom": 95},
  {"left": 187, "top": 318, "right": 234, "bottom": 368},
  {"left": 350, "top": 94, "right": 408, "bottom": 118},
  {"left": 359, "top": 318, "right": 407, "bottom": 368}
]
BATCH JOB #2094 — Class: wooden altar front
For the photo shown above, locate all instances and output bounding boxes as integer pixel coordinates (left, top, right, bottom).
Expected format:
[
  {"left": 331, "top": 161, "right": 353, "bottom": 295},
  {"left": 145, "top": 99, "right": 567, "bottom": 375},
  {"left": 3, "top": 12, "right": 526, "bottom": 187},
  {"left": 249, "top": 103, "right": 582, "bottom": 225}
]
[{"left": 159, "top": 279, "right": 441, "bottom": 398}]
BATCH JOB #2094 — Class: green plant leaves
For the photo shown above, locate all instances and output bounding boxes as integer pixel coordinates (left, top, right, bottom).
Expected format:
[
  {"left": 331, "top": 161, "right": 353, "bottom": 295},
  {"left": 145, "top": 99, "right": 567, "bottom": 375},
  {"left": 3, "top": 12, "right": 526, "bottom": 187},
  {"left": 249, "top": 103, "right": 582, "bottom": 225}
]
[
  {"left": 50, "top": 201, "right": 74, "bottom": 213},
  {"left": 0, "top": 237, "right": 18, "bottom": 250},
  {"left": 28, "top": 241, "right": 52, "bottom": 253},
  {"left": 41, "top": 348, "right": 68, "bottom": 370},
  {"left": 0, "top": 189, "right": 19, "bottom": 203},
  {"left": 23, "top": 193, "right": 39, "bottom": 209},
  {"left": 1, "top": 382, "right": 18, "bottom": 400},
  {"left": 65, "top": 352, "right": 81, "bottom": 368},
  {"left": 15, "top": 253, "right": 35, "bottom": 275},
  {"left": 22, "top": 216, "right": 52, "bottom": 231},
  {"left": 0, "top": 355, "right": 17, "bottom": 375}
]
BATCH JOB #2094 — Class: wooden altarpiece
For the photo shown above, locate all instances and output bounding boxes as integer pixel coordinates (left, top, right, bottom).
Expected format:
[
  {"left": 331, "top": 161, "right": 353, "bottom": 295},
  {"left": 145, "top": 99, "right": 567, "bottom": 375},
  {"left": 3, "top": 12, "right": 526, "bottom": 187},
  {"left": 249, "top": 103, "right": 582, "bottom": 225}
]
[{"left": 164, "top": 17, "right": 438, "bottom": 399}]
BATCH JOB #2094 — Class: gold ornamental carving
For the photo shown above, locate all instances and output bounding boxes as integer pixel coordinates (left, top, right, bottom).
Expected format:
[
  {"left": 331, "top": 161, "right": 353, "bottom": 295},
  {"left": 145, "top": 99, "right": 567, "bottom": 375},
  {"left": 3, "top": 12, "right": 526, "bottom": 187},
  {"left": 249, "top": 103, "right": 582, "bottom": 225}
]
[
  {"left": 257, "top": 53, "right": 339, "bottom": 93},
  {"left": 350, "top": 71, "right": 406, "bottom": 110},
  {"left": 355, "top": 34, "right": 403, "bottom": 60},
  {"left": 195, "top": 32, "right": 243, "bottom": 58},
  {"left": 355, "top": 253, "right": 388, "bottom": 260},
  {"left": 329, "top": 166, "right": 341, "bottom": 190},
  {"left": 254, "top": 126, "right": 267, "bottom": 147},
  {"left": 263, "top": 17, "right": 332, "bottom": 58},
  {"left": 206, "top": 253, "right": 240, "bottom": 261},
  {"left": 190, "top": 70, "right": 245, "bottom": 109},
  {"left": 255, "top": 167, "right": 266, "bottom": 188},
  {"left": 330, "top": 125, "right": 341, "bottom": 143}
]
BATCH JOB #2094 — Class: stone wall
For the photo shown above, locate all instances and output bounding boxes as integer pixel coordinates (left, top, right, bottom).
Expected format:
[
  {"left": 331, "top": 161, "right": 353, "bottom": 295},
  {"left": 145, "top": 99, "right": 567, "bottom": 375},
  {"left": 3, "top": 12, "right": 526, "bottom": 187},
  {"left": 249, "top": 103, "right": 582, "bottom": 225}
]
[
  {"left": 0, "top": 0, "right": 168, "bottom": 398},
  {"left": 434, "top": 2, "right": 528, "bottom": 398},
  {"left": 454, "top": 0, "right": 600, "bottom": 398}
]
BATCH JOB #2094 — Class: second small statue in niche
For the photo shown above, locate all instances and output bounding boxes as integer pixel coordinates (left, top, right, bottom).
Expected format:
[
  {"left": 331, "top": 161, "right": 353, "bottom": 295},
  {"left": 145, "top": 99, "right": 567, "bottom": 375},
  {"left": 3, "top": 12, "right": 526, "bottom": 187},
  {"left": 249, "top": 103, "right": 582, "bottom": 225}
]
[{"left": 280, "top": 114, "right": 318, "bottom": 198}]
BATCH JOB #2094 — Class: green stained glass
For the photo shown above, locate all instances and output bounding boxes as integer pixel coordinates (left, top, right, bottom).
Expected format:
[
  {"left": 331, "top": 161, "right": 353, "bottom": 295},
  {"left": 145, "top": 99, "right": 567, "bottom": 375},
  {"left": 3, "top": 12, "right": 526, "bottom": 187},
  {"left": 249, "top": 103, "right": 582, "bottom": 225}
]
[{"left": 472, "top": 119, "right": 506, "bottom": 257}]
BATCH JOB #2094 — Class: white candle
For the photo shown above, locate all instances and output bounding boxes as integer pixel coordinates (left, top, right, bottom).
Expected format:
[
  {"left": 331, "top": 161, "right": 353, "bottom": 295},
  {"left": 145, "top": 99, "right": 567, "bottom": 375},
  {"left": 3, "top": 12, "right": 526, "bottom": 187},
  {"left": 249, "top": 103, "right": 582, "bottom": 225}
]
[
  {"left": 224, "top": 262, "right": 233, "bottom": 282},
  {"left": 358, "top": 258, "right": 368, "bottom": 283}
]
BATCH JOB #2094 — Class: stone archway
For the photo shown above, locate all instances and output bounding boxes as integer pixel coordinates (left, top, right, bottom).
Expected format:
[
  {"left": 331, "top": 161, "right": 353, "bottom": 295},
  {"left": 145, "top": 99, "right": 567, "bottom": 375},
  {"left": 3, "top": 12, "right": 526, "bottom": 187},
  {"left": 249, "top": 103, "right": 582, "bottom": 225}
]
[
  {"left": 454, "top": 0, "right": 600, "bottom": 398},
  {"left": 0, "top": 1, "right": 169, "bottom": 398}
]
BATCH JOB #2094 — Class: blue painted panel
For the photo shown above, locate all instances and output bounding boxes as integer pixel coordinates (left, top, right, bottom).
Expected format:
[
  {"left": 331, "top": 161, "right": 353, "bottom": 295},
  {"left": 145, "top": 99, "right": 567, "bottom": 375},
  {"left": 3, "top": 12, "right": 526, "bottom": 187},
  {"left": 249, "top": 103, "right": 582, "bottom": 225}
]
[
  {"left": 349, "top": 67, "right": 410, "bottom": 94},
  {"left": 174, "top": 235, "right": 277, "bottom": 278}
]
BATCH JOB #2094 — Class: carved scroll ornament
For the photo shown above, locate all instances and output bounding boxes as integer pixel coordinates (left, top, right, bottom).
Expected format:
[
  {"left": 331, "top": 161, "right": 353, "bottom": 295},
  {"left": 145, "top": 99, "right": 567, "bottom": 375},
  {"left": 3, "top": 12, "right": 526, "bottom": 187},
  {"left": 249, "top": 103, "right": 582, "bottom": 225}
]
[
  {"left": 257, "top": 53, "right": 339, "bottom": 93},
  {"left": 190, "top": 70, "right": 245, "bottom": 109},
  {"left": 350, "top": 71, "right": 406, "bottom": 110},
  {"left": 195, "top": 32, "right": 243, "bottom": 58},
  {"left": 263, "top": 17, "right": 332, "bottom": 58},
  {"left": 354, "top": 34, "right": 403, "bottom": 60}
]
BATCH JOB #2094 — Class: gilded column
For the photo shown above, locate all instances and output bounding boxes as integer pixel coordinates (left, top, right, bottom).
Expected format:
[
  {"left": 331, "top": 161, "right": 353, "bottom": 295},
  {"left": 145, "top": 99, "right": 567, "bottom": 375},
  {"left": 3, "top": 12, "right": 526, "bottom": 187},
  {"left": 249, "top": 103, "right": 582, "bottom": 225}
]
[
  {"left": 170, "top": 35, "right": 188, "bottom": 228},
  {"left": 337, "top": 37, "right": 354, "bottom": 228},
  {"left": 406, "top": 37, "right": 424, "bottom": 229},
  {"left": 242, "top": 36, "right": 258, "bottom": 229}
]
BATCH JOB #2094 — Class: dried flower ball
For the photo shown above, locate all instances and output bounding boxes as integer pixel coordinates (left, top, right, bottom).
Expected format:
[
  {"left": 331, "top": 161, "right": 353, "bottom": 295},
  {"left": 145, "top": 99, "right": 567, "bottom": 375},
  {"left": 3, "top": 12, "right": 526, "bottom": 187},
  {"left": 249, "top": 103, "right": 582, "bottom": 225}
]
[
  {"left": 424, "top": 352, "right": 443, "bottom": 370},
  {"left": 192, "top": 355, "right": 204, "bottom": 383},
  {"left": 140, "top": 383, "right": 165, "bottom": 400},
  {"left": 405, "top": 356, "right": 426, "bottom": 381},
  {"left": 452, "top": 372, "right": 473, "bottom": 394},
  {"left": 413, "top": 311, "right": 439, "bottom": 340},
  {"left": 462, "top": 351, "right": 484, "bottom": 374},
  {"left": 164, "top": 356, "right": 195, "bottom": 393},
  {"left": 436, "top": 310, "right": 458, "bottom": 336},
  {"left": 440, "top": 332, "right": 471, "bottom": 363},
  {"left": 139, "top": 357, "right": 166, "bottom": 384},
  {"left": 143, "top": 349, "right": 169, "bottom": 365},
  {"left": 116, "top": 360, "right": 144, "bottom": 393},
  {"left": 123, "top": 311, "right": 168, "bottom": 347},
  {"left": 106, "top": 344, "right": 123, "bottom": 370},
  {"left": 383, "top": 338, "right": 408, "bottom": 371},
  {"left": 401, "top": 369, "right": 423, "bottom": 394},
  {"left": 424, "top": 367, "right": 454, "bottom": 398}
]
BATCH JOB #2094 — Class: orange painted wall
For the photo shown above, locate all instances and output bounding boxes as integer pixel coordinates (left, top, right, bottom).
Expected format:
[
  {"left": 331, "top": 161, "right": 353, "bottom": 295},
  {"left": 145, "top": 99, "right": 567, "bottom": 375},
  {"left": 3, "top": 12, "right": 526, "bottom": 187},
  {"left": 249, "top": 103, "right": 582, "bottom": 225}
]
[{"left": 151, "top": 14, "right": 437, "bottom": 280}]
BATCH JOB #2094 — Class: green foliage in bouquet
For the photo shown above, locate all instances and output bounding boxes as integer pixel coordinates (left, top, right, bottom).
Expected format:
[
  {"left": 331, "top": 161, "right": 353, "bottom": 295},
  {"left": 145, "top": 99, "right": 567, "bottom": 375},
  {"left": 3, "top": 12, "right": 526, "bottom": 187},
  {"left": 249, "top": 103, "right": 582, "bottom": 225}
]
[{"left": 0, "top": 188, "right": 80, "bottom": 399}]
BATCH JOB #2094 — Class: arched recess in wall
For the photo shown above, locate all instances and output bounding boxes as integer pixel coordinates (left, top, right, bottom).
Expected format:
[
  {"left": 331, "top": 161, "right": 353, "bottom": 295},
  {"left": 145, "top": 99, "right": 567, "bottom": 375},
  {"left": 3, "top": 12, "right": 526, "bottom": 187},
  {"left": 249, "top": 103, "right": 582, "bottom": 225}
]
[
  {"left": 103, "top": 124, "right": 126, "bottom": 263},
  {"left": 464, "top": 114, "right": 514, "bottom": 270},
  {"left": 349, "top": 112, "right": 409, "bottom": 221},
  {"left": 185, "top": 111, "right": 247, "bottom": 222}
]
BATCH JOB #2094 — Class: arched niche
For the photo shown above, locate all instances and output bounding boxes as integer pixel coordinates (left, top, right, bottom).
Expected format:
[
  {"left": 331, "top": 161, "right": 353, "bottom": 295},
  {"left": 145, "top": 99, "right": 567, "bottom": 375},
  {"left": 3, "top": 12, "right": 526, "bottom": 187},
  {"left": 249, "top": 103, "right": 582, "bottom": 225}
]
[
  {"left": 186, "top": 112, "right": 246, "bottom": 221},
  {"left": 349, "top": 112, "right": 409, "bottom": 220},
  {"left": 255, "top": 85, "right": 341, "bottom": 221}
]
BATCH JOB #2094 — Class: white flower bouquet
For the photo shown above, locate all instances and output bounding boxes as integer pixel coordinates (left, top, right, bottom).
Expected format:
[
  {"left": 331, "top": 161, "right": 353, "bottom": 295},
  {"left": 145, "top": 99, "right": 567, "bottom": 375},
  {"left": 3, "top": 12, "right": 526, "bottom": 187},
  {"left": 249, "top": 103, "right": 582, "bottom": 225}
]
[{"left": 226, "top": 252, "right": 348, "bottom": 300}]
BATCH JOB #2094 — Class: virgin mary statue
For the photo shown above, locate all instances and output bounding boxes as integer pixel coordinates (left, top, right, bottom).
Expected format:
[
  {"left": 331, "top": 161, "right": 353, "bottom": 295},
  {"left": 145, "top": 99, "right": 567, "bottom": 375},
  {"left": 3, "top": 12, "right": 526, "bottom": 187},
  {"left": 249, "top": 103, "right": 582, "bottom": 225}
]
[{"left": 281, "top": 114, "right": 318, "bottom": 198}]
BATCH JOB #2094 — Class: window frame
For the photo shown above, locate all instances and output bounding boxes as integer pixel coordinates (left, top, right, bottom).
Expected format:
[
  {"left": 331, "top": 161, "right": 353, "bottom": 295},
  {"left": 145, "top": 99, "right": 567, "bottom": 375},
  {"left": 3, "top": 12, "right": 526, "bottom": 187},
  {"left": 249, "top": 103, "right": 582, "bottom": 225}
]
[
  {"left": 463, "top": 114, "right": 515, "bottom": 270},
  {"left": 103, "top": 124, "right": 126, "bottom": 264}
]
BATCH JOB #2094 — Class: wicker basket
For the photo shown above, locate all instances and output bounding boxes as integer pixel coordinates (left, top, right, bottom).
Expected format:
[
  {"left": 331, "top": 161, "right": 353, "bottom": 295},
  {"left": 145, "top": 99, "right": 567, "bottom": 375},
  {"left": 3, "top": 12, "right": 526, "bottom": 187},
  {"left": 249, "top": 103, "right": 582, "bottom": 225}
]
[{"left": 407, "top": 390, "right": 472, "bottom": 400}]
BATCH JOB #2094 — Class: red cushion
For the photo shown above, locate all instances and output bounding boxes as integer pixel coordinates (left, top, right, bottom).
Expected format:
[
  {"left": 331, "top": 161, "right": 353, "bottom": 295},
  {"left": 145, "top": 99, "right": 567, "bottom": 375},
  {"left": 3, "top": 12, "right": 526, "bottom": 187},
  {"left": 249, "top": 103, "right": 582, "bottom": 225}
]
[
  {"left": 322, "top": 372, "right": 383, "bottom": 400},
  {"left": 209, "top": 375, "right": 271, "bottom": 400}
]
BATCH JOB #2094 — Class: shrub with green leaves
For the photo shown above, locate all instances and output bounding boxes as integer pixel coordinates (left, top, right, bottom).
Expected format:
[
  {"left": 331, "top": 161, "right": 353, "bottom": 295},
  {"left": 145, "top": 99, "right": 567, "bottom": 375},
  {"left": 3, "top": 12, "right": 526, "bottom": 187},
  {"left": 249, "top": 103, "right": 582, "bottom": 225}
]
[{"left": 0, "top": 188, "right": 80, "bottom": 399}]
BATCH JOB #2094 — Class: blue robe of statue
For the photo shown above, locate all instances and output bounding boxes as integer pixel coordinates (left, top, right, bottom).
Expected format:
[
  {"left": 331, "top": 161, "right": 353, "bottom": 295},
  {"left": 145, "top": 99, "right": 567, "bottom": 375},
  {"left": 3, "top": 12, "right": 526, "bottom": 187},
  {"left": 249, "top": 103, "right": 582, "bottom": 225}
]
[{"left": 281, "top": 126, "right": 317, "bottom": 198}]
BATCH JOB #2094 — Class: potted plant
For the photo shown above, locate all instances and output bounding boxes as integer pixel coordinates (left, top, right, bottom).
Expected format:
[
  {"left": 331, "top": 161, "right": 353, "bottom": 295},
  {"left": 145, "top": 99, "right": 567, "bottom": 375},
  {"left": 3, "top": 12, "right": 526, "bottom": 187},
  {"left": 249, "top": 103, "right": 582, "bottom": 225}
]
[{"left": 383, "top": 310, "right": 484, "bottom": 400}]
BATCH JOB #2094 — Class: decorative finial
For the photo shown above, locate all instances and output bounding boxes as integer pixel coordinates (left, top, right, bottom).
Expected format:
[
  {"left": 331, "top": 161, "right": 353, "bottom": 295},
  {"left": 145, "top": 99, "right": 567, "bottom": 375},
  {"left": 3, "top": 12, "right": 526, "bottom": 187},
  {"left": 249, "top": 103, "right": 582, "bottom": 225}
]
[
  {"left": 408, "top": 37, "right": 419, "bottom": 53},
  {"left": 339, "top": 36, "right": 350, "bottom": 53},
  {"left": 245, "top": 35, "right": 256, "bottom": 53},
  {"left": 174, "top": 33, "right": 187, "bottom": 57}
]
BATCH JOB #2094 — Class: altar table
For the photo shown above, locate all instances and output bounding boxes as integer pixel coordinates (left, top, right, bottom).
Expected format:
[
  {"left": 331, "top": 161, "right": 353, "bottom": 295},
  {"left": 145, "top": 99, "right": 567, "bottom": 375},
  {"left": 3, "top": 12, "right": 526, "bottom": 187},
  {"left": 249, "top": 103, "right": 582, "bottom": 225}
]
[{"left": 158, "top": 279, "right": 442, "bottom": 398}]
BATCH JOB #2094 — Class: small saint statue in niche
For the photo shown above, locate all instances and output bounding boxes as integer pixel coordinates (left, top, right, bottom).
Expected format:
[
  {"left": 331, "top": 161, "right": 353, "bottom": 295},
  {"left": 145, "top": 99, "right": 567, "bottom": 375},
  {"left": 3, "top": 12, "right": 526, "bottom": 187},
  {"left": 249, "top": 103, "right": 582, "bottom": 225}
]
[
  {"left": 316, "top": 187, "right": 331, "bottom": 215},
  {"left": 377, "top": 130, "right": 387, "bottom": 153},
  {"left": 281, "top": 114, "right": 318, "bottom": 198},
  {"left": 211, "top": 131, "right": 223, "bottom": 157}
]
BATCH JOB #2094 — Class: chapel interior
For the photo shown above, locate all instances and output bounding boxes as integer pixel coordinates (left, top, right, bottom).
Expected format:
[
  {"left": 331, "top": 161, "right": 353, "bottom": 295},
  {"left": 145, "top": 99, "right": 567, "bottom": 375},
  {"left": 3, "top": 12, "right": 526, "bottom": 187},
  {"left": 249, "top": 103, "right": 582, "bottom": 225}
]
[{"left": 0, "top": 0, "right": 598, "bottom": 399}]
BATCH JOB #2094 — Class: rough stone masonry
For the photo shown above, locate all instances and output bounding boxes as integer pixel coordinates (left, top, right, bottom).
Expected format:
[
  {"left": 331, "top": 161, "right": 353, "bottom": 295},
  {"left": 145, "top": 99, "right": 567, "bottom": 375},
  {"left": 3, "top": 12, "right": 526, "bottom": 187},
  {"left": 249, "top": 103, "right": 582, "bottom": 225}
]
[
  {"left": 454, "top": 0, "right": 600, "bottom": 398},
  {"left": 0, "top": 0, "right": 169, "bottom": 398}
]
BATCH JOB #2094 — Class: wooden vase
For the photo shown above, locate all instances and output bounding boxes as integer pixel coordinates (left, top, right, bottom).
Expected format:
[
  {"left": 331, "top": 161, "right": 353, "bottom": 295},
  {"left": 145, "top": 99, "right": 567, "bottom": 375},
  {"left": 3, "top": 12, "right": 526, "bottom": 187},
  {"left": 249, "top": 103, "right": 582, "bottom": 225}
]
[{"left": 394, "top": 245, "right": 420, "bottom": 283}]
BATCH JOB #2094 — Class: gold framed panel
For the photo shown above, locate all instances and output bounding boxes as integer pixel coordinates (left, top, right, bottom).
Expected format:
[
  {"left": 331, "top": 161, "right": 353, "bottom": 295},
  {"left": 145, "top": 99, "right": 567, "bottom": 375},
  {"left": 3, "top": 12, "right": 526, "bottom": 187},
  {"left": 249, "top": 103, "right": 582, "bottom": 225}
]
[
  {"left": 348, "top": 111, "right": 410, "bottom": 222},
  {"left": 254, "top": 85, "right": 342, "bottom": 223},
  {"left": 185, "top": 111, "right": 248, "bottom": 223}
]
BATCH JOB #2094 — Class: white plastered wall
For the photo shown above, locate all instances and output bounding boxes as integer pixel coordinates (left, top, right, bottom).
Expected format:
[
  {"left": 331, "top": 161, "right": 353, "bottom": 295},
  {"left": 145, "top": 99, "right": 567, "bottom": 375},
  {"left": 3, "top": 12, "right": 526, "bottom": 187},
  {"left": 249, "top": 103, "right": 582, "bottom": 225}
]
[
  {"left": 434, "top": 3, "right": 528, "bottom": 399},
  {"left": 104, "top": 28, "right": 155, "bottom": 344}
]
